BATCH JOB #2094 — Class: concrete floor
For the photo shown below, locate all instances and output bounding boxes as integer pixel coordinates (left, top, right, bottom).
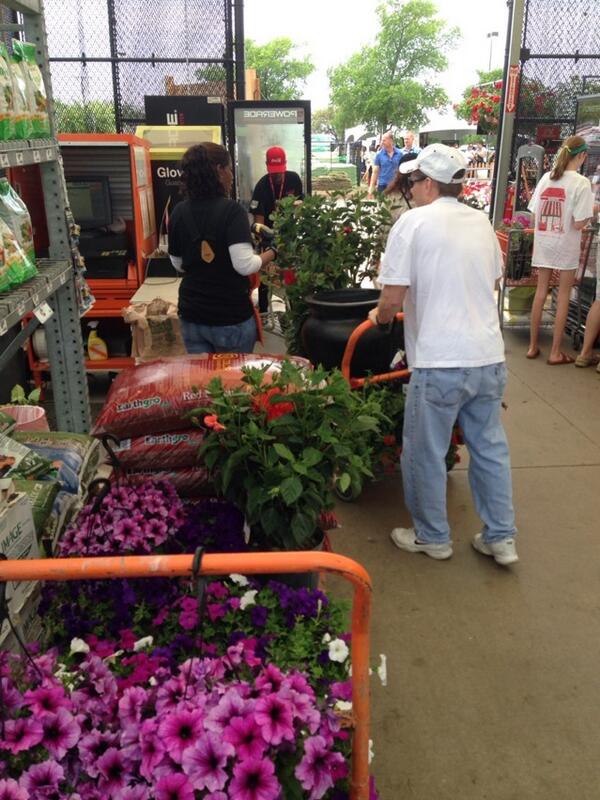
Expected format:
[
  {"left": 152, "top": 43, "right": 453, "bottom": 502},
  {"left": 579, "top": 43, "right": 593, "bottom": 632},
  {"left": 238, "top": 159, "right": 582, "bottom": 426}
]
[{"left": 327, "top": 328, "right": 600, "bottom": 799}]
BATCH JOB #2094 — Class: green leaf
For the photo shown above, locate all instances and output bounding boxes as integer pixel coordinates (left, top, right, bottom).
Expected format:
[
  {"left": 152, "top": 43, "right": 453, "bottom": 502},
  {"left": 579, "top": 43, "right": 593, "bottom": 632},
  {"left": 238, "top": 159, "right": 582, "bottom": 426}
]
[
  {"left": 273, "top": 442, "right": 295, "bottom": 461},
  {"left": 291, "top": 511, "right": 316, "bottom": 546},
  {"left": 222, "top": 448, "right": 249, "bottom": 493},
  {"left": 338, "top": 472, "right": 351, "bottom": 492},
  {"left": 280, "top": 476, "right": 303, "bottom": 506},
  {"left": 10, "top": 384, "right": 26, "bottom": 404},
  {"left": 302, "top": 447, "right": 323, "bottom": 467}
]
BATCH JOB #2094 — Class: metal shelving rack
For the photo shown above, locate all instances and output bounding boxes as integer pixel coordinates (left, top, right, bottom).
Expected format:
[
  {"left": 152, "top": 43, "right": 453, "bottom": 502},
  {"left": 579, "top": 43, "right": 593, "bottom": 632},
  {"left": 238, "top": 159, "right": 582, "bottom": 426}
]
[{"left": 0, "top": 0, "right": 91, "bottom": 432}]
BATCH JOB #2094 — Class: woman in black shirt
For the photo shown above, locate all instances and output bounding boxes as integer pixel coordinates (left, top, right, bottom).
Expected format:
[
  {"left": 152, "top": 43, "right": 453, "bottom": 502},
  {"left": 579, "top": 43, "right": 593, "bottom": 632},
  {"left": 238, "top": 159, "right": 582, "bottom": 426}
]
[{"left": 168, "top": 143, "right": 276, "bottom": 353}]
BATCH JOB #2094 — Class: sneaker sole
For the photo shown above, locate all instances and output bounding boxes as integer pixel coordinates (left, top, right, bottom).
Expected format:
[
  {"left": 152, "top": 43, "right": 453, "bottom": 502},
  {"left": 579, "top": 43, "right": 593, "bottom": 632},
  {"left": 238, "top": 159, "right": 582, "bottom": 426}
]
[
  {"left": 472, "top": 538, "right": 519, "bottom": 566},
  {"left": 390, "top": 533, "right": 453, "bottom": 560}
]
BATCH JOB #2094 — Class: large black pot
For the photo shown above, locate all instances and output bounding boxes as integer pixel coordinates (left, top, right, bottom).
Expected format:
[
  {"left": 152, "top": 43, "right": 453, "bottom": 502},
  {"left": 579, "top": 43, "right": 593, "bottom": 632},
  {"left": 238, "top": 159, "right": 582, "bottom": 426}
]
[{"left": 301, "top": 288, "right": 404, "bottom": 377}]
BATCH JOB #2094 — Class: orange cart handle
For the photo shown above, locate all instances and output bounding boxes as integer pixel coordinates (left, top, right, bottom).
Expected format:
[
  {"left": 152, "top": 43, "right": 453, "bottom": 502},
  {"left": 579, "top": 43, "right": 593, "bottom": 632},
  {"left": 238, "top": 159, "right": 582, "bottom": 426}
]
[
  {"left": 0, "top": 550, "right": 372, "bottom": 800},
  {"left": 341, "top": 312, "right": 410, "bottom": 385}
]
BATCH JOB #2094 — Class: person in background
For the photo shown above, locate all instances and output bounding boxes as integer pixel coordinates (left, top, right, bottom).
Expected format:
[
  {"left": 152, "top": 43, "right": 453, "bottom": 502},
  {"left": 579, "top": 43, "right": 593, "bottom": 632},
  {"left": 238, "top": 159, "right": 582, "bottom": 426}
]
[
  {"left": 527, "top": 135, "right": 594, "bottom": 364},
  {"left": 250, "top": 146, "right": 304, "bottom": 315},
  {"left": 368, "top": 143, "right": 518, "bottom": 566},
  {"left": 574, "top": 199, "right": 600, "bottom": 370},
  {"left": 399, "top": 131, "right": 420, "bottom": 157},
  {"left": 383, "top": 152, "right": 418, "bottom": 223},
  {"left": 168, "top": 142, "right": 276, "bottom": 354},
  {"left": 369, "top": 131, "right": 402, "bottom": 196}
]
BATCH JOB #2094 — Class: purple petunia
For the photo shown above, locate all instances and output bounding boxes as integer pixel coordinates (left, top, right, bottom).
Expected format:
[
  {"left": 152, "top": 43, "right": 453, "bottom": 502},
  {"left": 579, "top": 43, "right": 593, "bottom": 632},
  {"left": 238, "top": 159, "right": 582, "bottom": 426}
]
[
  {"left": 0, "top": 779, "right": 28, "bottom": 800},
  {"left": 181, "top": 731, "right": 234, "bottom": 792},
  {"left": 115, "top": 786, "right": 150, "bottom": 800},
  {"left": 19, "top": 760, "right": 64, "bottom": 795},
  {"left": 0, "top": 716, "right": 44, "bottom": 754},
  {"left": 295, "top": 734, "right": 347, "bottom": 799},
  {"left": 154, "top": 773, "right": 195, "bottom": 800},
  {"left": 40, "top": 706, "right": 81, "bottom": 760},
  {"left": 97, "top": 747, "right": 131, "bottom": 792},
  {"left": 23, "top": 684, "right": 69, "bottom": 715},
  {"left": 78, "top": 729, "right": 118, "bottom": 777},
  {"left": 229, "top": 757, "right": 281, "bottom": 800},
  {"left": 158, "top": 708, "right": 204, "bottom": 764},
  {"left": 223, "top": 715, "right": 266, "bottom": 761},
  {"left": 139, "top": 719, "right": 166, "bottom": 781},
  {"left": 254, "top": 692, "right": 295, "bottom": 745}
]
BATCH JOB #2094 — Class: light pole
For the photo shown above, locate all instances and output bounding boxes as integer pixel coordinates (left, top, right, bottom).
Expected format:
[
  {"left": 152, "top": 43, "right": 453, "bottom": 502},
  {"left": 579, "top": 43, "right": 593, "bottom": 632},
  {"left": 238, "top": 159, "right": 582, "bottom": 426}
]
[{"left": 487, "top": 31, "right": 499, "bottom": 71}]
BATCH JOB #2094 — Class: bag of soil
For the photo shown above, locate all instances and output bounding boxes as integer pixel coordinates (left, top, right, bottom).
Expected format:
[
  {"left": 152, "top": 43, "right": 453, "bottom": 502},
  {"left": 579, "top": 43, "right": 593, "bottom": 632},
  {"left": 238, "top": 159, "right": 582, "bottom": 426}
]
[
  {"left": 12, "top": 40, "right": 49, "bottom": 138},
  {"left": 0, "top": 432, "right": 53, "bottom": 479},
  {"left": 0, "top": 43, "right": 15, "bottom": 140},
  {"left": 9, "top": 52, "right": 32, "bottom": 139},
  {"left": 0, "top": 177, "right": 36, "bottom": 269}
]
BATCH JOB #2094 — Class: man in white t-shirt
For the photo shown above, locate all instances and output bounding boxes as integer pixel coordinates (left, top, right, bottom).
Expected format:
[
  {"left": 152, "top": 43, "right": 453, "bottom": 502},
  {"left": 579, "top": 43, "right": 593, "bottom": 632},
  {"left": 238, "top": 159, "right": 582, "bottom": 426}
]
[{"left": 369, "top": 143, "right": 518, "bottom": 565}]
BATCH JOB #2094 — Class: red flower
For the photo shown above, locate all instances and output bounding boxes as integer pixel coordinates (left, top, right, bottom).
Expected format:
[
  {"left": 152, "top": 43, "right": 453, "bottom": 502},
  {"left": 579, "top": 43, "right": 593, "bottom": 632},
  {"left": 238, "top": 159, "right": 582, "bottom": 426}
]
[
  {"left": 252, "top": 387, "right": 295, "bottom": 421},
  {"left": 204, "top": 414, "right": 226, "bottom": 432},
  {"left": 492, "top": 94, "right": 500, "bottom": 103},
  {"left": 282, "top": 269, "right": 297, "bottom": 286},
  {"left": 382, "top": 434, "right": 396, "bottom": 446},
  {"left": 343, "top": 226, "right": 353, "bottom": 235},
  {"left": 494, "top": 80, "right": 502, "bottom": 89}
]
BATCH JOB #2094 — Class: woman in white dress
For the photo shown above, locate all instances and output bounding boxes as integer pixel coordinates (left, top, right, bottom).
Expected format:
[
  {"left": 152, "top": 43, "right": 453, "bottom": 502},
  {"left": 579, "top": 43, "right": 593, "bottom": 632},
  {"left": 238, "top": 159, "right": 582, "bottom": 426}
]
[{"left": 527, "top": 135, "right": 594, "bottom": 364}]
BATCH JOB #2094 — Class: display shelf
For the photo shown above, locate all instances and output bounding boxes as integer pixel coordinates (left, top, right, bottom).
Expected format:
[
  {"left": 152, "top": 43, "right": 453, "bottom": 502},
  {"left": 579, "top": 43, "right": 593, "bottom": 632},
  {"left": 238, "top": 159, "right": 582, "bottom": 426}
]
[
  {"left": 0, "top": 139, "right": 58, "bottom": 169},
  {"left": 0, "top": 259, "right": 70, "bottom": 334},
  {"left": 30, "top": 355, "right": 134, "bottom": 375}
]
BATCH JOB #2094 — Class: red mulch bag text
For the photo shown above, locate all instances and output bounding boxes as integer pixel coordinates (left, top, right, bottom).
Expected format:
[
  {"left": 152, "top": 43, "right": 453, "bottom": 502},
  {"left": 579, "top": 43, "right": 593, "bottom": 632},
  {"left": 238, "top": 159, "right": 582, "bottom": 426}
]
[
  {"left": 112, "top": 429, "right": 205, "bottom": 469},
  {"left": 92, "top": 353, "right": 309, "bottom": 439}
]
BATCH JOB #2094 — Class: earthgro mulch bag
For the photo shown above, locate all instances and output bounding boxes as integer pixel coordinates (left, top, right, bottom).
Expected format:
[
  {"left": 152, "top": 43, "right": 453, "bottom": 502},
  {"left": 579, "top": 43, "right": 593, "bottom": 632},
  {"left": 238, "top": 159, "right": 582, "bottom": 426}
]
[
  {"left": 111, "top": 429, "right": 205, "bottom": 470},
  {"left": 92, "top": 354, "right": 310, "bottom": 440}
]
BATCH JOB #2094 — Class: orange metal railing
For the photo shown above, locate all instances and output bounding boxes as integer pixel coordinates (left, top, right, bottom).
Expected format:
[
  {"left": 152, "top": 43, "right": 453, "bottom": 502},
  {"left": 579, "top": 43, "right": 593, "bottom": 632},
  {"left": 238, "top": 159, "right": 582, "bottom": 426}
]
[
  {"left": 341, "top": 312, "right": 410, "bottom": 388},
  {"left": 0, "top": 550, "right": 373, "bottom": 800}
]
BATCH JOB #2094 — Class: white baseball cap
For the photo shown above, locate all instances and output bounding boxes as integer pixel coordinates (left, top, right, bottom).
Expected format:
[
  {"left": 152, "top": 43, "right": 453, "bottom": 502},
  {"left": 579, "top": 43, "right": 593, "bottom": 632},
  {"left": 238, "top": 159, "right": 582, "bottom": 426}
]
[{"left": 399, "top": 143, "right": 468, "bottom": 184}]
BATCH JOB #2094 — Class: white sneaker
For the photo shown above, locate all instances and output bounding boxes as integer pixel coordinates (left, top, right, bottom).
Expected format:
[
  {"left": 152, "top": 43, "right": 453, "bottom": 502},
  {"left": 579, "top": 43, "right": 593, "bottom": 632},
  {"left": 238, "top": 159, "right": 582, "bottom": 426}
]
[
  {"left": 472, "top": 533, "right": 519, "bottom": 566},
  {"left": 390, "top": 528, "right": 453, "bottom": 560}
]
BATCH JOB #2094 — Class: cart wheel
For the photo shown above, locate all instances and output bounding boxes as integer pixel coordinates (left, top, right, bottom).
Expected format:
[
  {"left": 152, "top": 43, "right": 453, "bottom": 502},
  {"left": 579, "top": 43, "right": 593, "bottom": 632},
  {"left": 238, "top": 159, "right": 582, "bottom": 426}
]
[{"left": 334, "top": 482, "right": 362, "bottom": 503}]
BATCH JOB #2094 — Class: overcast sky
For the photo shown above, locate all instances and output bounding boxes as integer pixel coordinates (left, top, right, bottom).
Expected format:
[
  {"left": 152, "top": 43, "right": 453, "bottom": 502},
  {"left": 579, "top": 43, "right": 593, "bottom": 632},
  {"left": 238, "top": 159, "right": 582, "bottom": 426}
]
[{"left": 244, "top": 0, "right": 510, "bottom": 118}]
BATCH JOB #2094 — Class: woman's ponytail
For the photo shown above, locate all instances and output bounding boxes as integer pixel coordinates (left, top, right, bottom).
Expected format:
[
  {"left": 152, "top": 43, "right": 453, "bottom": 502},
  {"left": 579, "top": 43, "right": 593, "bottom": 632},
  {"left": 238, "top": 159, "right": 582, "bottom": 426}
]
[{"left": 550, "top": 135, "right": 587, "bottom": 180}]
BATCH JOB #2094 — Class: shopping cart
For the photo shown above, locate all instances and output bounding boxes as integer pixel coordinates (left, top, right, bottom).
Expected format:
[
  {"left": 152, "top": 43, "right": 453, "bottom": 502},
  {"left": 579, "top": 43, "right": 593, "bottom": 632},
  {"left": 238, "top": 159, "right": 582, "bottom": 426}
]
[{"left": 495, "top": 226, "right": 597, "bottom": 333}]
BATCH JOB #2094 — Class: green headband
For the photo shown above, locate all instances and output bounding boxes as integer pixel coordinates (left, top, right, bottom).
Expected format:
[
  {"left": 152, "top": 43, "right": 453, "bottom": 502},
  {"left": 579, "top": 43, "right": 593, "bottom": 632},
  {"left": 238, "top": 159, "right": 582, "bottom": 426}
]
[{"left": 565, "top": 143, "right": 588, "bottom": 156}]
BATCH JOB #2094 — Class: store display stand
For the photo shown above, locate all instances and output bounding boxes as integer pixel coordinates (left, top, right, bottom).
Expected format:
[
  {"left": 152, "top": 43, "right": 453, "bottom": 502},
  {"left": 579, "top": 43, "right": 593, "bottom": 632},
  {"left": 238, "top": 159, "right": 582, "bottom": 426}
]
[{"left": 0, "top": 1, "right": 91, "bottom": 432}]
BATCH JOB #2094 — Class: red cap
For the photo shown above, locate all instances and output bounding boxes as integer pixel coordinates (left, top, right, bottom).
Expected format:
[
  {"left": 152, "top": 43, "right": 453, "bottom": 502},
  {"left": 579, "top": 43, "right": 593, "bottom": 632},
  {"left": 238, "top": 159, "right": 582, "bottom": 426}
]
[{"left": 266, "top": 146, "right": 287, "bottom": 174}]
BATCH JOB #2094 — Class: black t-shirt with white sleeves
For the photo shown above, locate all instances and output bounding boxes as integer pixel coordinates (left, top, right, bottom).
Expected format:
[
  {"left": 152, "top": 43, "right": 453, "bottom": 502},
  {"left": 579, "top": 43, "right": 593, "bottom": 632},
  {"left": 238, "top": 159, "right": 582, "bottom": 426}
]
[
  {"left": 168, "top": 196, "right": 255, "bottom": 326},
  {"left": 249, "top": 171, "right": 304, "bottom": 224}
]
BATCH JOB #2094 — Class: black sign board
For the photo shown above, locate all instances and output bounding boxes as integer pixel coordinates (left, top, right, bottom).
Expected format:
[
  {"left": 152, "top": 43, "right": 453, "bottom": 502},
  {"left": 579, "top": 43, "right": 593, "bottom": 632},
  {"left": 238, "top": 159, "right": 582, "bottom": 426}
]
[{"left": 144, "top": 95, "right": 225, "bottom": 127}]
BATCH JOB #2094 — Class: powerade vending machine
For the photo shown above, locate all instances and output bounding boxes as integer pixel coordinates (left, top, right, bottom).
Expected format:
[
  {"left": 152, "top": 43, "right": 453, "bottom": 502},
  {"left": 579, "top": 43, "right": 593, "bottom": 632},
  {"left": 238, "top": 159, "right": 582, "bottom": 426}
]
[
  {"left": 135, "top": 125, "right": 223, "bottom": 246},
  {"left": 229, "top": 100, "right": 312, "bottom": 209}
]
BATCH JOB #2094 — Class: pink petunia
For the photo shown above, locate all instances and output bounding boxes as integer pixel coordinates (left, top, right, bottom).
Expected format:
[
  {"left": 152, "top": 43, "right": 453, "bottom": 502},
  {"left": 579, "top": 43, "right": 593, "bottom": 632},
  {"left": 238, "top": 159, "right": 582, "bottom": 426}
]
[
  {"left": 0, "top": 716, "right": 44, "bottom": 754},
  {"left": 229, "top": 757, "right": 281, "bottom": 800},
  {"left": 158, "top": 708, "right": 204, "bottom": 764},
  {"left": 181, "top": 731, "right": 234, "bottom": 792},
  {"left": 97, "top": 747, "right": 131, "bottom": 792},
  {"left": 0, "top": 778, "right": 28, "bottom": 800},
  {"left": 295, "top": 735, "right": 347, "bottom": 799},
  {"left": 40, "top": 707, "right": 81, "bottom": 760},
  {"left": 155, "top": 773, "right": 195, "bottom": 800},
  {"left": 254, "top": 692, "right": 295, "bottom": 745},
  {"left": 19, "top": 760, "right": 64, "bottom": 796},
  {"left": 223, "top": 715, "right": 267, "bottom": 761},
  {"left": 139, "top": 719, "right": 166, "bottom": 781}
]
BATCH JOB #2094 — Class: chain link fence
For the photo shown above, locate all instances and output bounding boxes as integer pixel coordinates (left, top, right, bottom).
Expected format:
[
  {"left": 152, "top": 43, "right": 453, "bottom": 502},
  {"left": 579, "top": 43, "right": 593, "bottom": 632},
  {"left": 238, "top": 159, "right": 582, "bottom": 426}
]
[
  {"left": 513, "top": 0, "right": 600, "bottom": 162},
  {"left": 42, "top": 0, "right": 234, "bottom": 133}
]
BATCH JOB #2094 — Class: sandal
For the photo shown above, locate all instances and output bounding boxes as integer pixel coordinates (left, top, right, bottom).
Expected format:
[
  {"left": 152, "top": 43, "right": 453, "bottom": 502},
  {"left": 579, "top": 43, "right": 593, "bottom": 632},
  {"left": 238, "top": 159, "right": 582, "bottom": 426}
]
[
  {"left": 526, "top": 348, "right": 541, "bottom": 359},
  {"left": 547, "top": 353, "right": 575, "bottom": 366},
  {"left": 574, "top": 353, "right": 600, "bottom": 368}
]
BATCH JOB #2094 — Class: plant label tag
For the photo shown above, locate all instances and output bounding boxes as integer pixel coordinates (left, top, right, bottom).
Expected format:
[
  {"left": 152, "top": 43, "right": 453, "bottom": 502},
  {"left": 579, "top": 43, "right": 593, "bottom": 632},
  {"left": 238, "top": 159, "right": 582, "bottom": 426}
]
[
  {"left": 0, "top": 318, "right": 7, "bottom": 336},
  {"left": 15, "top": 151, "right": 23, "bottom": 165},
  {"left": 16, "top": 300, "right": 26, "bottom": 317},
  {"left": 200, "top": 240, "right": 215, "bottom": 263},
  {"left": 33, "top": 149, "right": 41, "bottom": 163},
  {"left": 34, "top": 301, "right": 53, "bottom": 324}
]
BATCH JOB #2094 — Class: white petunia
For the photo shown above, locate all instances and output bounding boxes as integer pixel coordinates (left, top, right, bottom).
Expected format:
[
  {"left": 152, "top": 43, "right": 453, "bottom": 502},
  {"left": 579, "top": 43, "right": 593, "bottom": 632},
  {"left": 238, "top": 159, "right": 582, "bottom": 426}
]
[
  {"left": 335, "top": 700, "right": 353, "bottom": 713},
  {"left": 69, "top": 637, "right": 90, "bottom": 655},
  {"left": 229, "top": 573, "right": 249, "bottom": 586},
  {"left": 369, "top": 739, "right": 374, "bottom": 764},
  {"left": 240, "top": 589, "right": 258, "bottom": 610},
  {"left": 328, "top": 638, "right": 349, "bottom": 663},
  {"left": 133, "top": 636, "right": 154, "bottom": 652},
  {"left": 377, "top": 654, "right": 387, "bottom": 686},
  {"left": 103, "top": 649, "right": 124, "bottom": 664},
  {"left": 322, "top": 632, "right": 331, "bottom": 644}
]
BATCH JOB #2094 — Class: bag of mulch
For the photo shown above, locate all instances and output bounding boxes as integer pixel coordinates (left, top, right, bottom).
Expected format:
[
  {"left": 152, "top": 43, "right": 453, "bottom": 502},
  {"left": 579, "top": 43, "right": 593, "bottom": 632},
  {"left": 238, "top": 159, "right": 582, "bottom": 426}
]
[
  {"left": 0, "top": 410, "right": 16, "bottom": 436},
  {"left": 125, "top": 466, "right": 211, "bottom": 497},
  {"left": 92, "top": 353, "right": 310, "bottom": 439},
  {"left": 12, "top": 40, "right": 49, "bottom": 138},
  {"left": 9, "top": 53, "right": 32, "bottom": 140},
  {"left": 123, "top": 299, "right": 187, "bottom": 361},
  {"left": 12, "top": 478, "right": 60, "bottom": 537},
  {"left": 0, "top": 432, "right": 53, "bottom": 478},
  {"left": 12, "top": 431, "right": 101, "bottom": 495},
  {"left": 0, "top": 177, "right": 36, "bottom": 269},
  {"left": 110, "top": 429, "right": 205, "bottom": 470},
  {"left": 0, "top": 43, "right": 15, "bottom": 140}
]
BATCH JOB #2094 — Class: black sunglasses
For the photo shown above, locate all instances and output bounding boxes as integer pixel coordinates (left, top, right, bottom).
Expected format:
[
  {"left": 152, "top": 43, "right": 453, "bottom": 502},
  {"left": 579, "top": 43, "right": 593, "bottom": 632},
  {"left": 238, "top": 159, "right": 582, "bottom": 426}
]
[{"left": 407, "top": 175, "right": 427, "bottom": 186}]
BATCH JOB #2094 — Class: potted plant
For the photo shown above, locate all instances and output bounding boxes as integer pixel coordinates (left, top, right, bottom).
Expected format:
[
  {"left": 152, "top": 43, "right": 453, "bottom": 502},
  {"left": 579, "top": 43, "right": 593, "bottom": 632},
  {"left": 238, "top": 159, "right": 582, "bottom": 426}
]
[
  {"left": 272, "top": 192, "right": 393, "bottom": 360},
  {"left": 191, "top": 360, "right": 386, "bottom": 552},
  {"left": 0, "top": 383, "right": 49, "bottom": 431}
]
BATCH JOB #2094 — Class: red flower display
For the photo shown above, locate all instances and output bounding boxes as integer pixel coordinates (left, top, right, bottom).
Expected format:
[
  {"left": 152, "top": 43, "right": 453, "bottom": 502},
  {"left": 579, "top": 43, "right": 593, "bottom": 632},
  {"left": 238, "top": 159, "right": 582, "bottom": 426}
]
[
  {"left": 204, "top": 414, "right": 226, "bottom": 432},
  {"left": 252, "top": 387, "right": 295, "bottom": 421}
]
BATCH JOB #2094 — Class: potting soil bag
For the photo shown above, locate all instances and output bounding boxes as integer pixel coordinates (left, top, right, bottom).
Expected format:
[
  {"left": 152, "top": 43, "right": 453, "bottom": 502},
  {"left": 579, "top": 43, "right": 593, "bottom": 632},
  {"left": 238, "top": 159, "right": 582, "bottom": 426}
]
[
  {"left": 12, "top": 478, "right": 60, "bottom": 536},
  {"left": 0, "top": 217, "right": 34, "bottom": 286},
  {"left": 9, "top": 55, "right": 32, "bottom": 139},
  {"left": 0, "top": 409, "right": 16, "bottom": 436},
  {"left": 42, "top": 490, "right": 81, "bottom": 554},
  {"left": 12, "top": 40, "right": 49, "bottom": 138},
  {"left": 92, "top": 353, "right": 310, "bottom": 439},
  {"left": 0, "top": 432, "right": 53, "bottom": 479},
  {"left": 13, "top": 431, "right": 101, "bottom": 495},
  {"left": 0, "top": 43, "right": 15, "bottom": 140},
  {"left": 0, "top": 177, "right": 36, "bottom": 268},
  {"left": 111, "top": 429, "right": 205, "bottom": 470},
  {"left": 125, "top": 466, "right": 210, "bottom": 497}
]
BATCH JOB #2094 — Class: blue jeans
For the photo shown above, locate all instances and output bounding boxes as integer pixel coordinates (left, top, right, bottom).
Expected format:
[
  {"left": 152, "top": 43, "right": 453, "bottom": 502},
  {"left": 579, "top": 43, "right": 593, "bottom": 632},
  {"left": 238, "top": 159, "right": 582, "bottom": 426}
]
[
  {"left": 400, "top": 364, "right": 516, "bottom": 545},
  {"left": 179, "top": 316, "right": 257, "bottom": 354}
]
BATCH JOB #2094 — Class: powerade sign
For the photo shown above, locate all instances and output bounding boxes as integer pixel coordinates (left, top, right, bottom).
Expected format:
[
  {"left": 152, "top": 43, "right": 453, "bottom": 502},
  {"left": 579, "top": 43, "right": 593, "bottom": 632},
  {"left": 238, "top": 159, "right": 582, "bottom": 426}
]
[{"left": 241, "top": 108, "right": 304, "bottom": 124}]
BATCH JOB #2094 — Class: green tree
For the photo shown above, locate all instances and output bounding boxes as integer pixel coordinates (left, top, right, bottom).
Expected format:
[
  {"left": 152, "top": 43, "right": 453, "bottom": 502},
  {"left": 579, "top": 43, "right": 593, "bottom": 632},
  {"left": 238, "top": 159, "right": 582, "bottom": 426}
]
[
  {"left": 312, "top": 107, "right": 346, "bottom": 146},
  {"left": 245, "top": 38, "right": 314, "bottom": 100},
  {"left": 328, "top": 0, "right": 458, "bottom": 133},
  {"left": 54, "top": 100, "right": 117, "bottom": 133}
]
